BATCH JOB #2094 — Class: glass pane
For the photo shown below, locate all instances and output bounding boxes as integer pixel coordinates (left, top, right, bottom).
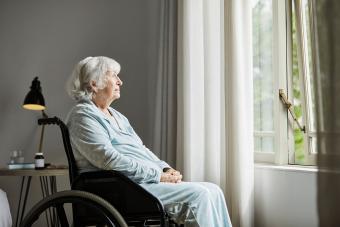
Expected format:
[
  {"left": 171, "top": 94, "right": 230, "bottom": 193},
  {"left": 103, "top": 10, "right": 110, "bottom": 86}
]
[
  {"left": 294, "top": 128, "right": 305, "bottom": 164},
  {"left": 255, "top": 137, "right": 274, "bottom": 153},
  {"left": 291, "top": 2, "right": 306, "bottom": 163},
  {"left": 252, "top": 0, "right": 275, "bottom": 153}
]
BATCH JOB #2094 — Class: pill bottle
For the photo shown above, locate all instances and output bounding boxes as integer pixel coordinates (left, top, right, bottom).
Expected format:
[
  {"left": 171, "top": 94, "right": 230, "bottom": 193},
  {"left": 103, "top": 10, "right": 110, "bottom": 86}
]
[{"left": 35, "top": 153, "right": 45, "bottom": 170}]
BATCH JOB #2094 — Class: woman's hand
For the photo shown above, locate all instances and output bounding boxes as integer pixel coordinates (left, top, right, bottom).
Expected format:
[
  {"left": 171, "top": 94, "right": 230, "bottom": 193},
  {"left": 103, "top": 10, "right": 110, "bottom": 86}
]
[
  {"left": 160, "top": 172, "right": 182, "bottom": 183},
  {"left": 164, "top": 168, "right": 182, "bottom": 176}
]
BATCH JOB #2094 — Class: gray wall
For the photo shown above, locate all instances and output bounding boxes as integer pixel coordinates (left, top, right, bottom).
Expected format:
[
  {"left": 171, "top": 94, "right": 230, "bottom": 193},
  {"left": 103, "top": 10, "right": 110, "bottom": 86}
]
[
  {"left": 255, "top": 167, "right": 318, "bottom": 227},
  {"left": 0, "top": 0, "right": 161, "bottom": 225}
]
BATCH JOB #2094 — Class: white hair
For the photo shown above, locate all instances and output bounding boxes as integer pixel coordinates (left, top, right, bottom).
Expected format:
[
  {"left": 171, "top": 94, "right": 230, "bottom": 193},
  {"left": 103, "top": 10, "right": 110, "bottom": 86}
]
[{"left": 66, "top": 56, "right": 121, "bottom": 101}]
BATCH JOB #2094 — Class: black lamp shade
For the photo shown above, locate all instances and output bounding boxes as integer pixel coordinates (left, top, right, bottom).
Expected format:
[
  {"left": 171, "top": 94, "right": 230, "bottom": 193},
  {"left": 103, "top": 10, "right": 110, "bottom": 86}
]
[{"left": 23, "top": 77, "right": 46, "bottom": 111}]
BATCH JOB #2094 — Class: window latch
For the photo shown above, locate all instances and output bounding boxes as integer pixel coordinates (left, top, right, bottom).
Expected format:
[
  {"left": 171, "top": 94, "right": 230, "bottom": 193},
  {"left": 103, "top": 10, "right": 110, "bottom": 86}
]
[{"left": 279, "top": 89, "right": 306, "bottom": 133}]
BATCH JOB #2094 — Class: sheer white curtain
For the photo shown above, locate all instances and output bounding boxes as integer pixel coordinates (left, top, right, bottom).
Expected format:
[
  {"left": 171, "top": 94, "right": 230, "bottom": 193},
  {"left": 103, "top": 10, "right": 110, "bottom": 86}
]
[{"left": 177, "top": 0, "right": 254, "bottom": 226}]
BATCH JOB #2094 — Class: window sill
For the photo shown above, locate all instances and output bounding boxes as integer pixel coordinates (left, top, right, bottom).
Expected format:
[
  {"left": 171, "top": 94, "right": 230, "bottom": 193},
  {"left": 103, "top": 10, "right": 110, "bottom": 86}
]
[{"left": 255, "top": 163, "right": 317, "bottom": 173}]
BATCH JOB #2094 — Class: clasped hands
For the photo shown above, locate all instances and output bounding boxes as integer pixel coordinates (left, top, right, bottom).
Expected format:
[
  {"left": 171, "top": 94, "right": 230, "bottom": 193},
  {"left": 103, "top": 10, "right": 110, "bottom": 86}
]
[{"left": 160, "top": 168, "right": 182, "bottom": 183}]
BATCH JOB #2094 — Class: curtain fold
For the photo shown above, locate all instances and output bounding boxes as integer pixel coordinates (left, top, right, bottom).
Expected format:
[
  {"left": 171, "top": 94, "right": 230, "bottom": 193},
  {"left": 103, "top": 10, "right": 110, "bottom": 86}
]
[
  {"left": 313, "top": 0, "right": 340, "bottom": 226},
  {"left": 177, "top": 0, "right": 224, "bottom": 183},
  {"left": 177, "top": 0, "right": 254, "bottom": 226},
  {"left": 224, "top": 1, "right": 254, "bottom": 226},
  {"left": 152, "top": 0, "right": 178, "bottom": 167}
]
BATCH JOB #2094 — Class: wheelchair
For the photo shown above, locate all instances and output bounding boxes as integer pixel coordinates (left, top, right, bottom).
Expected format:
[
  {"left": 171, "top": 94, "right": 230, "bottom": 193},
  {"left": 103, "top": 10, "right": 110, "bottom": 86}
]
[{"left": 31, "top": 117, "right": 181, "bottom": 227}]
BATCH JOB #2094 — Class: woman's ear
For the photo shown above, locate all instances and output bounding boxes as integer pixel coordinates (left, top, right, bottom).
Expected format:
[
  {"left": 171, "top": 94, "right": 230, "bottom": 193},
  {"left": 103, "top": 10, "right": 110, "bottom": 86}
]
[{"left": 89, "top": 80, "right": 98, "bottom": 93}]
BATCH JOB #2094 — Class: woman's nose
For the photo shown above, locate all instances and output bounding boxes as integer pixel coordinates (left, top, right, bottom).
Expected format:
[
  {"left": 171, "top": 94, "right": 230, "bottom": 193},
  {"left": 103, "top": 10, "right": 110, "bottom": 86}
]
[{"left": 117, "top": 77, "right": 123, "bottom": 86}]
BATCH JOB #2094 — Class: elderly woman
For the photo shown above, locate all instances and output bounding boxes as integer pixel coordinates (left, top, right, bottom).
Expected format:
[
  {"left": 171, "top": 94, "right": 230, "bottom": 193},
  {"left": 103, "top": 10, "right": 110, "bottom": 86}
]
[{"left": 66, "top": 56, "right": 232, "bottom": 227}]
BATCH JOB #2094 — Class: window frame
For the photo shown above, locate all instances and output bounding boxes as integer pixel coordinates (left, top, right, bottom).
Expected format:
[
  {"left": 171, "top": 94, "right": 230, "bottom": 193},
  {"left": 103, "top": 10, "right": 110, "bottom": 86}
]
[{"left": 289, "top": 0, "right": 317, "bottom": 165}]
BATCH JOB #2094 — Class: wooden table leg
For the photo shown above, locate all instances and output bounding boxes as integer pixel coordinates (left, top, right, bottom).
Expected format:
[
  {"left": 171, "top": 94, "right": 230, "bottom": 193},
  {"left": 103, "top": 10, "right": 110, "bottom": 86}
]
[{"left": 16, "top": 176, "right": 32, "bottom": 227}]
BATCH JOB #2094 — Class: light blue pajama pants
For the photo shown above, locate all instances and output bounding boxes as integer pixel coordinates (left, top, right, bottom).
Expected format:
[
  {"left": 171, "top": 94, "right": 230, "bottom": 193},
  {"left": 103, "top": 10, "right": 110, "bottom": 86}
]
[{"left": 141, "top": 182, "right": 232, "bottom": 227}]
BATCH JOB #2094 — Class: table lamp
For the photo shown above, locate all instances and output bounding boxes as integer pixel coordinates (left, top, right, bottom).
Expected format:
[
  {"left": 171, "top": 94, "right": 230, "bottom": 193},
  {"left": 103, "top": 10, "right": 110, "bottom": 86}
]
[{"left": 23, "top": 77, "right": 48, "bottom": 155}]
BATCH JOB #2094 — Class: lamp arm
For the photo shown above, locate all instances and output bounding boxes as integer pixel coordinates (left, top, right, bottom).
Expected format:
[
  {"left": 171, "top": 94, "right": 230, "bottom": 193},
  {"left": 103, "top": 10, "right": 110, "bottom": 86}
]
[
  {"left": 38, "top": 125, "right": 45, "bottom": 154},
  {"left": 42, "top": 110, "right": 49, "bottom": 118},
  {"left": 38, "top": 110, "right": 48, "bottom": 154}
]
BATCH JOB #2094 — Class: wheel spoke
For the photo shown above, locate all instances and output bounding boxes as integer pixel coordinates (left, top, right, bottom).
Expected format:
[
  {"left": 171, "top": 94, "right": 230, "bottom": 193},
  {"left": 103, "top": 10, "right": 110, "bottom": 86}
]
[{"left": 55, "top": 204, "right": 69, "bottom": 227}]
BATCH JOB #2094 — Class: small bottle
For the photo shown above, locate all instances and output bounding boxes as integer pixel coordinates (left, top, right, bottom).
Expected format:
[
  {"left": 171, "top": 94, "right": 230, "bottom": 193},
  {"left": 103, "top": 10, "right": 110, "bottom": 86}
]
[{"left": 35, "top": 153, "right": 45, "bottom": 170}]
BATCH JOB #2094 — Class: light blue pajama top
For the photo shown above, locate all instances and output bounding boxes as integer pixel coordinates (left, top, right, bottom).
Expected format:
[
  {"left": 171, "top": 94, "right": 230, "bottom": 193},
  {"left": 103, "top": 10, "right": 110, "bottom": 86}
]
[
  {"left": 66, "top": 99, "right": 170, "bottom": 183},
  {"left": 66, "top": 99, "right": 232, "bottom": 227}
]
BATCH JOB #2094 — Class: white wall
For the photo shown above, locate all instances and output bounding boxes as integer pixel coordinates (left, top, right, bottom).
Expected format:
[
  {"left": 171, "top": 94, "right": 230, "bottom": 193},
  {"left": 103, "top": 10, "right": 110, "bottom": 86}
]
[
  {"left": 0, "top": 1, "right": 161, "bottom": 226},
  {"left": 255, "top": 166, "right": 318, "bottom": 227}
]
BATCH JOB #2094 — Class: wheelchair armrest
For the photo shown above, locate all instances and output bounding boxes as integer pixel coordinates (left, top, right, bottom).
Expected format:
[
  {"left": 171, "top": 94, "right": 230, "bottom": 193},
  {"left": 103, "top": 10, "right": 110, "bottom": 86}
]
[{"left": 71, "top": 170, "right": 166, "bottom": 219}]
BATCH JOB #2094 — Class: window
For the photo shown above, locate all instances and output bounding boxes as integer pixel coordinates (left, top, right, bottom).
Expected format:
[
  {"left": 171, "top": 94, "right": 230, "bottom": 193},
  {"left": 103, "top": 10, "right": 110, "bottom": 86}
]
[{"left": 252, "top": 0, "right": 316, "bottom": 165}]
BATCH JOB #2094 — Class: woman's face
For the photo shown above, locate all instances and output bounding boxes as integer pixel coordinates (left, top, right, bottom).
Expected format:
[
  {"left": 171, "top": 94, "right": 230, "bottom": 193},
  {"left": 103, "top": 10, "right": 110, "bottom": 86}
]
[{"left": 93, "top": 70, "right": 123, "bottom": 104}]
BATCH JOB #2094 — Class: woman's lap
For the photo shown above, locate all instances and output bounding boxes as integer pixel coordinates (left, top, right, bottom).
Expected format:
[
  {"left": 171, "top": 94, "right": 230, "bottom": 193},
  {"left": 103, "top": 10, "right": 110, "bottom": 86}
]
[
  {"left": 141, "top": 181, "right": 219, "bottom": 204},
  {"left": 140, "top": 181, "right": 231, "bottom": 227}
]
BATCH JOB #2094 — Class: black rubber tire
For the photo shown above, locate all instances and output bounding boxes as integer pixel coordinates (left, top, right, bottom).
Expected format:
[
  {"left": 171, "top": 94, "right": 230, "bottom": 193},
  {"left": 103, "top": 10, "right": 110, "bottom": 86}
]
[{"left": 20, "top": 190, "right": 128, "bottom": 227}]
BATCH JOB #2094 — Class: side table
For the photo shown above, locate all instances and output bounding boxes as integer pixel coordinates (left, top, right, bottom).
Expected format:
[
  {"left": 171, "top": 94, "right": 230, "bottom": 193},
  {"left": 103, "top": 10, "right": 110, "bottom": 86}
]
[{"left": 0, "top": 167, "right": 68, "bottom": 227}]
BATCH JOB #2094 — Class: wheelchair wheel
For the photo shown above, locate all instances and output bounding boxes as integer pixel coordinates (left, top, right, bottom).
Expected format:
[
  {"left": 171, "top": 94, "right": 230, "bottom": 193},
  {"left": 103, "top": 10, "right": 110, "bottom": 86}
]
[{"left": 20, "top": 190, "right": 128, "bottom": 227}]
